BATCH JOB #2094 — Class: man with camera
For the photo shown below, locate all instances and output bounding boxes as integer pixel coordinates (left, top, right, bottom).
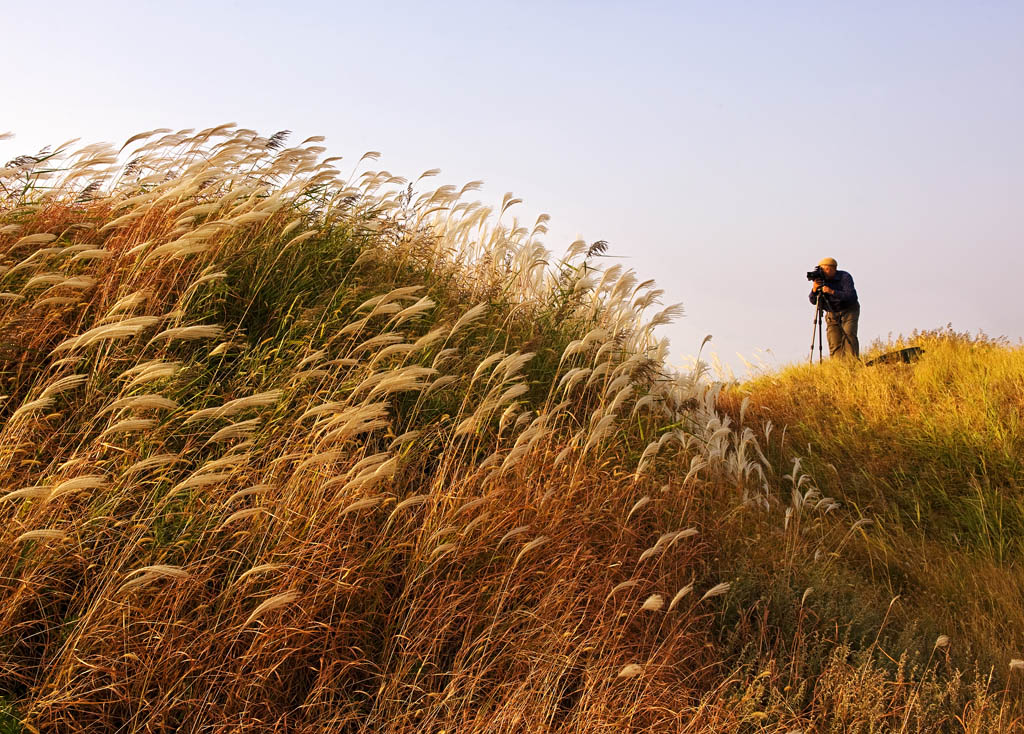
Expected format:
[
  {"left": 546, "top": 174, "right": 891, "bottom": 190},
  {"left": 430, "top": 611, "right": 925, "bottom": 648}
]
[{"left": 808, "top": 257, "right": 860, "bottom": 359}]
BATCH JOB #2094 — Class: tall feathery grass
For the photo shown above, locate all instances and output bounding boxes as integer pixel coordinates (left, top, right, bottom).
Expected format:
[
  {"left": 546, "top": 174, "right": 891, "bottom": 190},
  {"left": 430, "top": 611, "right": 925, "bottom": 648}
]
[{"left": 0, "top": 126, "right": 1020, "bottom": 732}]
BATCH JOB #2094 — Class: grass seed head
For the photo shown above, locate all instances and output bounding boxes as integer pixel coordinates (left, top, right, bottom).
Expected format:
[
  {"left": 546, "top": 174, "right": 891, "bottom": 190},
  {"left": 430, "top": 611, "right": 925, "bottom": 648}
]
[
  {"left": 243, "top": 591, "right": 300, "bottom": 627},
  {"left": 641, "top": 594, "right": 665, "bottom": 612},
  {"left": 617, "top": 664, "right": 644, "bottom": 679},
  {"left": 16, "top": 529, "right": 67, "bottom": 543}
]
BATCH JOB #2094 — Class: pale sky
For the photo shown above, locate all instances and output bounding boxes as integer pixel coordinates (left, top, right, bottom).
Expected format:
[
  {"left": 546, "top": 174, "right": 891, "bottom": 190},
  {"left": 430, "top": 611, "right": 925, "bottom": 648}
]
[{"left": 4, "top": 1, "right": 1023, "bottom": 373}]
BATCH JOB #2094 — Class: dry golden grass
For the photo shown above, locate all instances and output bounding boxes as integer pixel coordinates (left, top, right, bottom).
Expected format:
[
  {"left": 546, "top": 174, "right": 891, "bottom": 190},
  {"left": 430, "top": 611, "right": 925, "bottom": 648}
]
[{"left": 0, "top": 127, "right": 1019, "bottom": 732}]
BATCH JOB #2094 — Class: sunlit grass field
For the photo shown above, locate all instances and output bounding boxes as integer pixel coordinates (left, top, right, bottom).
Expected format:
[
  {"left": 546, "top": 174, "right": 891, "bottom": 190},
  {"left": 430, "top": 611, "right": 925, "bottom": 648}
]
[
  {"left": 719, "top": 332, "right": 1024, "bottom": 686},
  {"left": 0, "top": 126, "right": 1021, "bottom": 732}
]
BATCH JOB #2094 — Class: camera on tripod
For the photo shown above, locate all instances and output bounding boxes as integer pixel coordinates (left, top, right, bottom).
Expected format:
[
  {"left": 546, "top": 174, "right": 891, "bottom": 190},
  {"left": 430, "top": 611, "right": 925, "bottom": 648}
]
[{"left": 806, "top": 265, "right": 826, "bottom": 282}]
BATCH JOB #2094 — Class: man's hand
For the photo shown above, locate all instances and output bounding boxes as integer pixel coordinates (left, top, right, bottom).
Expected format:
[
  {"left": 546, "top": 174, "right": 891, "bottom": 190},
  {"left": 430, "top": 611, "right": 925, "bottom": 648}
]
[
  {"left": 812, "top": 281, "right": 822, "bottom": 292},
  {"left": 822, "top": 285, "right": 834, "bottom": 295}
]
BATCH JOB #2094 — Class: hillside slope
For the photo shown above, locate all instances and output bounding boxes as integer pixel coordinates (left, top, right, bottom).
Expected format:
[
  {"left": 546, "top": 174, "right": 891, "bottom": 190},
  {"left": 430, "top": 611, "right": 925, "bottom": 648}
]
[
  {"left": 0, "top": 128, "right": 1019, "bottom": 732},
  {"left": 719, "top": 334, "right": 1024, "bottom": 683}
]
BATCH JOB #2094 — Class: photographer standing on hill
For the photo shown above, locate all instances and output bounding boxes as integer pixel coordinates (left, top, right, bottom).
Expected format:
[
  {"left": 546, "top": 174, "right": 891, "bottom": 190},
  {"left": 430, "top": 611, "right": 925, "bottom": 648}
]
[{"left": 809, "top": 257, "right": 860, "bottom": 359}]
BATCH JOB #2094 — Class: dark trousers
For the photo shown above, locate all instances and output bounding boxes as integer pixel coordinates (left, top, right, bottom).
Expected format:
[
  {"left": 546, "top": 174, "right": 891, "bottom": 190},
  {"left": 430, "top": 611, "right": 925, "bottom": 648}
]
[{"left": 825, "top": 304, "right": 860, "bottom": 358}]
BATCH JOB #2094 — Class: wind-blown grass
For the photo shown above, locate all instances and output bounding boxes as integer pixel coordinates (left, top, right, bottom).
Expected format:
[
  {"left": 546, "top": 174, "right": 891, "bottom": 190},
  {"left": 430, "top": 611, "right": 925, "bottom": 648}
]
[{"left": 0, "top": 127, "right": 1020, "bottom": 732}]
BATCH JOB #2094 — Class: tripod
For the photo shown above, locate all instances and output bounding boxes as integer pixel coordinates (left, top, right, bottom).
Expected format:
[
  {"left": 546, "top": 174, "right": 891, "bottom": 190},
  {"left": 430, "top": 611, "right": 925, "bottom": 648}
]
[{"left": 809, "top": 291, "right": 825, "bottom": 364}]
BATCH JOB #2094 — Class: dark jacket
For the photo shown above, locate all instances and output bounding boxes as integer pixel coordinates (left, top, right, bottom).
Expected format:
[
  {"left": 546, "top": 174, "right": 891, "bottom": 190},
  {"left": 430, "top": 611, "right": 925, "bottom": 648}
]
[{"left": 809, "top": 270, "right": 858, "bottom": 313}]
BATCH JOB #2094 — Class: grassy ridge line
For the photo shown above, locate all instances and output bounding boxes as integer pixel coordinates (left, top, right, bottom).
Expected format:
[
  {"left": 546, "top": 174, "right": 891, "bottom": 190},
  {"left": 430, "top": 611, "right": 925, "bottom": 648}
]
[
  {"left": 0, "top": 127, "right": 1017, "bottom": 732},
  {"left": 719, "top": 331, "right": 1024, "bottom": 694}
]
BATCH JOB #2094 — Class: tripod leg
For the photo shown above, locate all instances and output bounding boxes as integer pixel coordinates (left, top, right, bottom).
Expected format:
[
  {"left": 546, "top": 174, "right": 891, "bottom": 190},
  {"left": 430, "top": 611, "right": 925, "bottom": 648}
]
[
  {"left": 810, "top": 296, "right": 824, "bottom": 364},
  {"left": 809, "top": 305, "right": 819, "bottom": 363}
]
